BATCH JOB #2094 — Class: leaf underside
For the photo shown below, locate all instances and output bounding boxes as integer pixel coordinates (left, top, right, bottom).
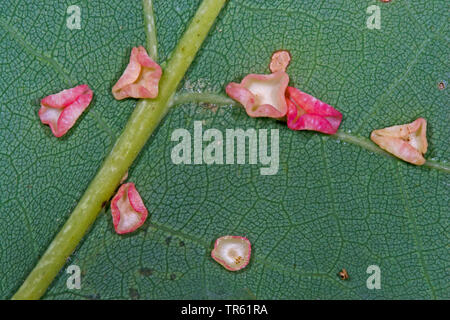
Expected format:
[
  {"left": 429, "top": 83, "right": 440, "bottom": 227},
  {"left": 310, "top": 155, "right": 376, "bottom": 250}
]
[{"left": 0, "top": 0, "right": 448, "bottom": 299}]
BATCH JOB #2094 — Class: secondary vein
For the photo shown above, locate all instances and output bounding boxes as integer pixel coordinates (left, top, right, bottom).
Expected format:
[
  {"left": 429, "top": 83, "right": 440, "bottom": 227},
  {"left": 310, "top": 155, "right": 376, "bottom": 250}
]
[
  {"left": 170, "top": 92, "right": 450, "bottom": 174},
  {"left": 142, "top": 0, "right": 158, "bottom": 61}
]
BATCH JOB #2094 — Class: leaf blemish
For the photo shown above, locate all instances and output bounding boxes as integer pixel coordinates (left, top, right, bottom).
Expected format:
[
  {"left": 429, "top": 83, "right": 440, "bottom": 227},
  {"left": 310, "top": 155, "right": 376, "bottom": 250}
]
[
  {"left": 338, "top": 269, "right": 349, "bottom": 280},
  {"left": 129, "top": 288, "right": 140, "bottom": 299},
  {"left": 139, "top": 267, "right": 153, "bottom": 277}
]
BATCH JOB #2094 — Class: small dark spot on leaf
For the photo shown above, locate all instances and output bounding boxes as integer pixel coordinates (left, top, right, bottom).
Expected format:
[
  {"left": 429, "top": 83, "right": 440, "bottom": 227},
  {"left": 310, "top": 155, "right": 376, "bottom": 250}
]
[
  {"left": 202, "top": 103, "right": 218, "bottom": 112},
  {"left": 139, "top": 267, "right": 153, "bottom": 276},
  {"left": 165, "top": 236, "right": 172, "bottom": 245},
  {"left": 170, "top": 273, "right": 176, "bottom": 280},
  {"left": 101, "top": 201, "right": 106, "bottom": 208},
  {"left": 338, "top": 268, "right": 349, "bottom": 280},
  {"left": 438, "top": 81, "right": 446, "bottom": 90},
  {"left": 179, "top": 241, "right": 185, "bottom": 247},
  {"left": 129, "top": 288, "right": 140, "bottom": 300}
]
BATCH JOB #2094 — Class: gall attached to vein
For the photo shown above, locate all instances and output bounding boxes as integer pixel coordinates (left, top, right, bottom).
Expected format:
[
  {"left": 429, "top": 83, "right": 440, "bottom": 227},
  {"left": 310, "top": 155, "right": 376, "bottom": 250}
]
[
  {"left": 112, "top": 46, "right": 162, "bottom": 100},
  {"left": 225, "top": 50, "right": 343, "bottom": 134},
  {"left": 370, "top": 118, "right": 428, "bottom": 165},
  {"left": 111, "top": 182, "right": 148, "bottom": 234}
]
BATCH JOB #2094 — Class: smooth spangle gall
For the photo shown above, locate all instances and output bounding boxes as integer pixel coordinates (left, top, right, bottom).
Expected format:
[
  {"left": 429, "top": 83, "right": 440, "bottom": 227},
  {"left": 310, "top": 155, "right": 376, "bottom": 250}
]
[
  {"left": 269, "top": 50, "right": 291, "bottom": 73},
  {"left": 39, "top": 84, "right": 93, "bottom": 137},
  {"left": 111, "top": 182, "right": 148, "bottom": 234},
  {"left": 225, "top": 71, "right": 290, "bottom": 118},
  {"left": 338, "top": 269, "right": 349, "bottom": 280},
  {"left": 211, "top": 236, "right": 251, "bottom": 271},
  {"left": 286, "top": 86, "right": 343, "bottom": 134},
  {"left": 112, "top": 46, "right": 162, "bottom": 100},
  {"left": 370, "top": 118, "right": 428, "bottom": 165}
]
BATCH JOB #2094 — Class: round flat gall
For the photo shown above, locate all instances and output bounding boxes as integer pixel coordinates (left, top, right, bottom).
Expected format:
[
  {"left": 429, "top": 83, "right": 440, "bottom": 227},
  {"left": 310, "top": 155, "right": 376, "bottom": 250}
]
[{"left": 211, "top": 236, "right": 251, "bottom": 271}]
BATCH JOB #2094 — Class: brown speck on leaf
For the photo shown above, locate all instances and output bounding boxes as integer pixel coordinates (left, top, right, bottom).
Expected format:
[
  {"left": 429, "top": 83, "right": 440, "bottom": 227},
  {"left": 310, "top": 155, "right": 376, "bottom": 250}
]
[
  {"left": 139, "top": 267, "right": 153, "bottom": 276},
  {"left": 338, "top": 269, "right": 349, "bottom": 280},
  {"left": 203, "top": 103, "right": 218, "bottom": 112},
  {"left": 438, "top": 81, "right": 446, "bottom": 90},
  {"left": 129, "top": 288, "right": 140, "bottom": 300}
]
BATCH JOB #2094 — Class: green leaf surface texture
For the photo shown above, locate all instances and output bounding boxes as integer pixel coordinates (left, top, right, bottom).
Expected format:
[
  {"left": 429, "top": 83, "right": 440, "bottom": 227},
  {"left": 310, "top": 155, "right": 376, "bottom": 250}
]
[{"left": 0, "top": 0, "right": 448, "bottom": 299}]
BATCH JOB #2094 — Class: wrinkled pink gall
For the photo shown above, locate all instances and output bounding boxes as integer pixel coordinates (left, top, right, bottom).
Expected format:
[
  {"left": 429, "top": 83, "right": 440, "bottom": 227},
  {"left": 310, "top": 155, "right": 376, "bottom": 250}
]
[
  {"left": 370, "top": 118, "right": 428, "bottom": 165},
  {"left": 226, "top": 71, "right": 289, "bottom": 118},
  {"left": 112, "top": 46, "right": 162, "bottom": 100},
  {"left": 111, "top": 182, "right": 148, "bottom": 234},
  {"left": 39, "top": 84, "right": 93, "bottom": 137},
  {"left": 211, "top": 236, "right": 251, "bottom": 271},
  {"left": 286, "top": 86, "right": 342, "bottom": 134},
  {"left": 269, "top": 50, "right": 291, "bottom": 73}
]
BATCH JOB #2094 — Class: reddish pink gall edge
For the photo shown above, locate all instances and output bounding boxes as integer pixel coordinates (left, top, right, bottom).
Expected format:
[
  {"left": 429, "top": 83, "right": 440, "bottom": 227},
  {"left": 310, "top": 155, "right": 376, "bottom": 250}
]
[
  {"left": 111, "top": 182, "right": 148, "bottom": 234},
  {"left": 370, "top": 118, "right": 428, "bottom": 165},
  {"left": 285, "top": 86, "right": 342, "bottom": 134},
  {"left": 38, "top": 84, "right": 93, "bottom": 137},
  {"left": 112, "top": 46, "right": 162, "bottom": 100},
  {"left": 269, "top": 50, "right": 291, "bottom": 73},
  {"left": 225, "top": 71, "right": 289, "bottom": 118},
  {"left": 211, "top": 236, "right": 251, "bottom": 271}
]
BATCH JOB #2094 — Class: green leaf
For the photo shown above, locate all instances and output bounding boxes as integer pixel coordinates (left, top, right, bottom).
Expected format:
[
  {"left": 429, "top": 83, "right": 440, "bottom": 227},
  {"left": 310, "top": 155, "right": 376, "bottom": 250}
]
[{"left": 1, "top": 0, "right": 448, "bottom": 299}]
